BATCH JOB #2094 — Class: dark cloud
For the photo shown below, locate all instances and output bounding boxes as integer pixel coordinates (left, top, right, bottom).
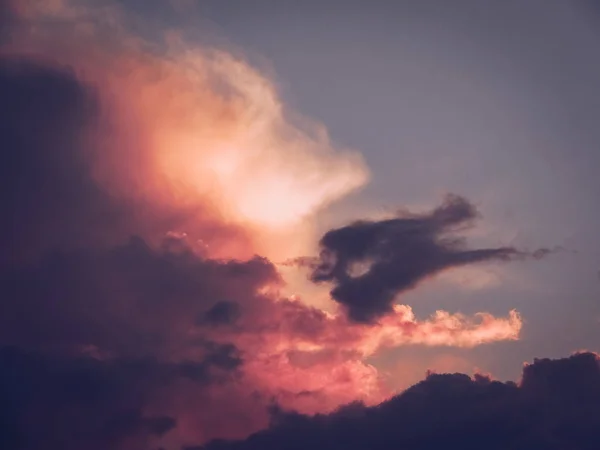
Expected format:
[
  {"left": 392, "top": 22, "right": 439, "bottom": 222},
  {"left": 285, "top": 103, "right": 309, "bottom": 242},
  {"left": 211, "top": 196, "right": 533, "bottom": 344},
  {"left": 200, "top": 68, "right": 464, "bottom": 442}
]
[
  {"left": 0, "top": 232, "right": 280, "bottom": 449},
  {"left": 199, "top": 352, "right": 600, "bottom": 450},
  {"left": 198, "top": 301, "right": 242, "bottom": 327},
  {"left": 304, "top": 194, "right": 547, "bottom": 323},
  {"left": 0, "top": 0, "right": 18, "bottom": 37},
  {"left": 0, "top": 235, "right": 277, "bottom": 357},
  {"left": 0, "top": 345, "right": 239, "bottom": 450},
  {"left": 0, "top": 56, "right": 123, "bottom": 264}
]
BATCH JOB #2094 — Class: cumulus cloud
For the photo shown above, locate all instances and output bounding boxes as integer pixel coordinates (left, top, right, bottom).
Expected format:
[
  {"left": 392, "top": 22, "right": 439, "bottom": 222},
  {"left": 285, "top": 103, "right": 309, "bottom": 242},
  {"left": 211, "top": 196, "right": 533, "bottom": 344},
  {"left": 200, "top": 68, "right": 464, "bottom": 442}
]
[
  {"left": 296, "top": 194, "right": 549, "bottom": 322},
  {"left": 0, "top": 1, "right": 552, "bottom": 448},
  {"left": 199, "top": 352, "right": 600, "bottom": 450},
  {"left": 2, "top": 0, "right": 368, "bottom": 263}
]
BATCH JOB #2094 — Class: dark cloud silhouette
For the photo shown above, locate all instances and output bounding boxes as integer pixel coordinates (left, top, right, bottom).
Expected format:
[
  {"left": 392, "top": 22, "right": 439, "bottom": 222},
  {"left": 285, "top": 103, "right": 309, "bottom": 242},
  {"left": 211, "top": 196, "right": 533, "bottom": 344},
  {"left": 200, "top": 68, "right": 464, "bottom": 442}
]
[
  {"left": 304, "top": 194, "right": 547, "bottom": 323},
  {"left": 0, "top": 57, "right": 119, "bottom": 264},
  {"left": 0, "top": 345, "right": 239, "bottom": 450},
  {"left": 0, "top": 232, "right": 281, "bottom": 448},
  {"left": 0, "top": 235, "right": 278, "bottom": 357},
  {"left": 200, "top": 352, "right": 600, "bottom": 450}
]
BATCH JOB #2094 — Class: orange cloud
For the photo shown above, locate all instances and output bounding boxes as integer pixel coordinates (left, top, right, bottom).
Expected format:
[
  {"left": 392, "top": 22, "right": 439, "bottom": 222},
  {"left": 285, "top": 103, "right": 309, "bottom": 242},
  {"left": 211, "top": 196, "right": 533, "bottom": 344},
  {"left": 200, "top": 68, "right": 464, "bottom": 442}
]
[{"left": 4, "top": 0, "right": 368, "bottom": 263}]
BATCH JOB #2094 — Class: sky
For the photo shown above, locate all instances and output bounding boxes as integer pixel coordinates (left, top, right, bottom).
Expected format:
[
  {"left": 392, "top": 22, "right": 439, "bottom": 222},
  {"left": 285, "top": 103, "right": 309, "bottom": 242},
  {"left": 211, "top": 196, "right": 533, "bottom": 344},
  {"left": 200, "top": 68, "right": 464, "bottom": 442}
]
[{"left": 1, "top": 1, "right": 600, "bottom": 449}]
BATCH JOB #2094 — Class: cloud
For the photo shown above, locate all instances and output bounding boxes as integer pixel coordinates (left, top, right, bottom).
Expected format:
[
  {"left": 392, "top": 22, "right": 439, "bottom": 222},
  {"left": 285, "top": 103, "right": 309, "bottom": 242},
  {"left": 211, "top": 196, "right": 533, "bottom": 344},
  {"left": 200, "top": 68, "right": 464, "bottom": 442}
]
[
  {"left": 0, "top": 57, "right": 117, "bottom": 263},
  {"left": 0, "top": 1, "right": 549, "bottom": 448},
  {"left": 4, "top": 0, "right": 369, "bottom": 263},
  {"left": 198, "top": 301, "right": 242, "bottom": 327},
  {"left": 0, "top": 236, "right": 279, "bottom": 357},
  {"left": 0, "top": 345, "right": 237, "bottom": 450},
  {"left": 298, "top": 194, "right": 549, "bottom": 323},
  {"left": 0, "top": 233, "right": 372, "bottom": 446},
  {"left": 0, "top": 233, "right": 522, "bottom": 447},
  {"left": 199, "top": 352, "right": 600, "bottom": 450}
]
